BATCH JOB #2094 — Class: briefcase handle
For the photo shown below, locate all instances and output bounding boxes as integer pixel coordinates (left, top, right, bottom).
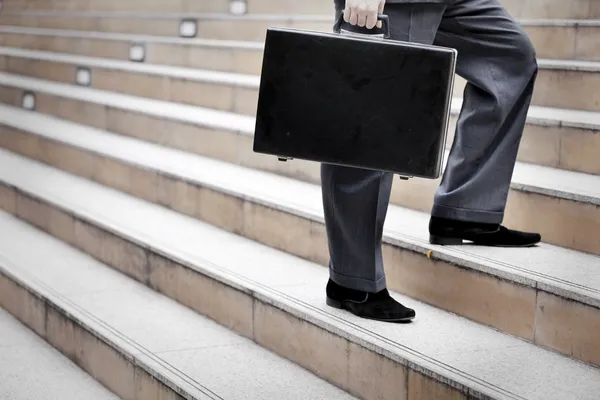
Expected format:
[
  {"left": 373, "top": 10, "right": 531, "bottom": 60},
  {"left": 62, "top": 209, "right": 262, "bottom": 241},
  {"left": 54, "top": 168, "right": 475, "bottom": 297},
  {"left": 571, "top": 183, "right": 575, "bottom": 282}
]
[{"left": 333, "top": 11, "right": 391, "bottom": 39}]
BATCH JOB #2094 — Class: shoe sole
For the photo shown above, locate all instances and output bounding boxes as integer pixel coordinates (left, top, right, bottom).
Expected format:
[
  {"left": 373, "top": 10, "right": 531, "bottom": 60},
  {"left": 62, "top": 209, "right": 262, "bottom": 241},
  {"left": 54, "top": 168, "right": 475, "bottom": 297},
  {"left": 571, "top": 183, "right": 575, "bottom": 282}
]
[
  {"left": 429, "top": 235, "right": 540, "bottom": 248},
  {"left": 326, "top": 297, "right": 415, "bottom": 323}
]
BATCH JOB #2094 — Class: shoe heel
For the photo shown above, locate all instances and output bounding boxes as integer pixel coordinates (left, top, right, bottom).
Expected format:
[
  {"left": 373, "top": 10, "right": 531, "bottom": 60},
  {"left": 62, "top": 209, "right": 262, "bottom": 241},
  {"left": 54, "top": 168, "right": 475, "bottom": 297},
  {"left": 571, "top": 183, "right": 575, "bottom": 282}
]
[
  {"left": 429, "top": 235, "right": 463, "bottom": 245},
  {"left": 326, "top": 297, "right": 343, "bottom": 309}
]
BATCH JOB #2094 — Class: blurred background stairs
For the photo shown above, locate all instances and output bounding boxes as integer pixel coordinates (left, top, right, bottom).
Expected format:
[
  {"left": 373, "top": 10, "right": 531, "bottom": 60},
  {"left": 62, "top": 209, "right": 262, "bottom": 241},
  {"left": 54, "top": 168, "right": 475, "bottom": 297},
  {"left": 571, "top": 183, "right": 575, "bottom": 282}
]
[{"left": 0, "top": 1, "right": 599, "bottom": 399}]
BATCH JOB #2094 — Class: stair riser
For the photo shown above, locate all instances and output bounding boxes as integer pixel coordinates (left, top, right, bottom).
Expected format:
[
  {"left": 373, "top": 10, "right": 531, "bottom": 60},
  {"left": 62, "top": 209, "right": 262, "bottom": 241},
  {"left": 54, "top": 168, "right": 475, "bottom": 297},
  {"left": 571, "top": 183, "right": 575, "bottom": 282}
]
[
  {"left": 515, "top": 0, "right": 600, "bottom": 19},
  {"left": 1, "top": 58, "right": 599, "bottom": 176},
  {"left": 258, "top": 0, "right": 600, "bottom": 19},
  {"left": 2, "top": 128, "right": 600, "bottom": 370},
  {"left": 525, "top": 24, "right": 600, "bottom": 61},
  {"left": 2, "top": 0, "right": 230, "bottom": 13},
  {"left": 0, "top": 56, "right": 258, "bottom": 115},
  {"left": 4, "top": 0, "right": 600, "bottom": 18},
  {"left": 3, "top": 34, "right": 600, "bottom": 111},
  {"left": 453, "top": 69, "right": 600, "bottom": 111},
  {"left": 0, "top": 16, "right": 332, "bottom": 43},
  {"left": 2, "top": 85, "right": 600, "bottom": 258},
  {"left": 0, "top": 267, "right": 188, "bottom": 400},
  {"left": 0, "top": 33, "right": 264, "bottom": 75},
  {"left": 0, "top": 182, "right": 479, "bottom": 400},
  {"left": 3, "top": 15, "right": 599, "bottom": 61}
]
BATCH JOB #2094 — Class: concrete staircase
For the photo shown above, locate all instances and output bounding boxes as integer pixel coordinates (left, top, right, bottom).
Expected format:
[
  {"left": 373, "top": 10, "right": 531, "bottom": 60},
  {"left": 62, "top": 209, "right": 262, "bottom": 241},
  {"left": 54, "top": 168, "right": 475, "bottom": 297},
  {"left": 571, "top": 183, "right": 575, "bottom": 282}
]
[{"left": 0, "top": 1, "right": 599, "bottom": 399}]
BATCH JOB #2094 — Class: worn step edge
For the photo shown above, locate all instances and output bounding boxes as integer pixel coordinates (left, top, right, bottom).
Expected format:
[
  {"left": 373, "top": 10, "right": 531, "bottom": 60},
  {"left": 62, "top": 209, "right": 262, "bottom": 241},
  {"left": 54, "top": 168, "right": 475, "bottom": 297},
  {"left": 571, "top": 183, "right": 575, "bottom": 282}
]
[
  {"left": 3, "top": 109, "right": 600, "bottom": 367},
  {"left": 0, "top": 25, "right": 264, "bottom": 50},
  {"left": 0, "top": 10, "right": 334, "bottom": 21},
  {"left": 0, "top": 0, "right": 231, "bottom": 14},
  {"left": 2, "top": 25, "right": 600, "bottom": 72},
  {"left": 3, "top": 151, "right": 600, "bottom": 400},
  {"left": 0, "top": 254, "right": 219, "bottom": 400},
  {"left": 0, "top": 46, "right": 261, "bottom": 88},
  {"left": 3, "top": 45, "right": 600, "bottom": 102},
  {"left": 3, "top": 9, "right": 600, "bottom": 26},
  {"left": 0, "top": 71, "right": 598, "bottom": 205}
]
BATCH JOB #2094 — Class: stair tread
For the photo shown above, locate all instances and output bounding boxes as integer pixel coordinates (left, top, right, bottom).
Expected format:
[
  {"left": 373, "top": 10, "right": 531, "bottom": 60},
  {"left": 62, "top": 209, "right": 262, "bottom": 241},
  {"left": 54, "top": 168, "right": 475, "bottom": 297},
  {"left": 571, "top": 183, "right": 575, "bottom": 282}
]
[
  {"left": 0, "top": 25, "right": 600, "bottom": 72},
  {"left": 0, "top": 213, "right": 355, "bottom": 400},
  {"left": 4, "top": 45, "right": 600, "bottom": 90},
  {"left": 1, "top": 51, "right": 599, "bottom": 132},
  {"left": 2, "top": 9, "right": 600, "bottom": 26},
  {"left": 0, "top": 9, "right": 332, "bottom": 20},
  {"left": 0, "top": 46, "right": 261, "bottom": 87},
  {"left": 1, "top": 150, "right": 600, "bottom": 400},
  {"left": 2, "top": 25, "right": 600, "bottom": 71},
  {"left": 1, "top": 72, "right": 599, "bottom": 204},
  {"left": 0, "top": 25, "right": 265, "bottom": 49},
  {"left": 1, "top": 105, "right": 599, "bottom": 307},
  {"left": 0, "top": 308, "right": 119, "bottom": 400},
  {"left": 0, "top": 71, "right": 254, "bottom": 133}
]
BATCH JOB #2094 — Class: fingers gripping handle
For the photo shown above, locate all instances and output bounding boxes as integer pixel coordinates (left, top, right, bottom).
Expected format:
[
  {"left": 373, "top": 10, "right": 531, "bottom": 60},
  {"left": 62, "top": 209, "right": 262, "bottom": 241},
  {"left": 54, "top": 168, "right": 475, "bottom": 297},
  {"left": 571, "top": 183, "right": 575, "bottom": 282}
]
[{"left": 333, "top": 11, "right": 391, "bottom": 39}]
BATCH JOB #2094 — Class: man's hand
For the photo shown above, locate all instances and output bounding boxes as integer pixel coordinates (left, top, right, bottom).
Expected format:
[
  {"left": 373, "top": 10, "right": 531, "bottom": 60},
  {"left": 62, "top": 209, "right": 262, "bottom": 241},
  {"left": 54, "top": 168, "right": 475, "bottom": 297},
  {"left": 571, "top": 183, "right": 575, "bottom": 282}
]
[{"left": 344, "top": 0, "right": 385, "bottom": 29}]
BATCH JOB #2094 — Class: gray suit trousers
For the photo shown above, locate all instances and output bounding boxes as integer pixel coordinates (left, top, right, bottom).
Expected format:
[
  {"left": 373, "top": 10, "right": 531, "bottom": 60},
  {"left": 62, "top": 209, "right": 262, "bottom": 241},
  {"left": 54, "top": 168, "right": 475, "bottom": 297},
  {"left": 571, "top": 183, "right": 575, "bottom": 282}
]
[{"left": 323, "top": 0, "right": 538, "bottom": 292}]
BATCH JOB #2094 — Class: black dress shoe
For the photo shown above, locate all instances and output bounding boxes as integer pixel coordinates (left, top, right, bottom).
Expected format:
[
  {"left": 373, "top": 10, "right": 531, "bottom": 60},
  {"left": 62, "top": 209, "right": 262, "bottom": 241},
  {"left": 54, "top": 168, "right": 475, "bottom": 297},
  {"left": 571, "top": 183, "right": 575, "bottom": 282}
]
[
  {"left": 429, "top": 216, "right": 541, "bottom": 247},
  {"left": 325, "top": 279, "right": 416, "bottom": 322}
]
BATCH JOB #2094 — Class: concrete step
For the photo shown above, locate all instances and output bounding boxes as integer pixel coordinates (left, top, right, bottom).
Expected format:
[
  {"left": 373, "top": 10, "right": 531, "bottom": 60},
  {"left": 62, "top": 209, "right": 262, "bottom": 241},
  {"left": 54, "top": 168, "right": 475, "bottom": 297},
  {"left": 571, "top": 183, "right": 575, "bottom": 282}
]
[
  {"left": 522, "top": 19, "right": 600, "bottom": 61},
  {"left": 0, "top": 26, "right": 264, "bottom": 75},
  {"left": 2, "top": 11, "right": 599, "bottom": 61},
  {"left": 454, "top": 59, "right": 600, "bottom": 111},
  {"left": 0, "top": 308, "right": 119, "bottom": 400},
  {"left": 1, "top": 151, "right": 600, "bottom": 400},
  {"left": 2, "top": 108, "right": 600, "bottom": 369},
  {"left": 1, "top": 27, "right": 599, "bottom": 112},
  {"left": 0, "top": 11, "right": 335, "bottom": 42},
  {"left": 1, "top": 51, "right": 599, "bottom": 176},
  {"left": 3, "top": 0, "right": 600, "bottom": 19},
  {"left": 244, "top": 0, "right": 600, "bottom": 19},
  {"left": 1, "top": 0, "right": 230, "bottom": 13},
  {"left": 0, "top": 214, "right": 356, "bottom": 400},
  {"left": 0, "top": 47, "right": 260, "bottom": 116},
  {"left": 1, "top": 69, "right": 600, "bottom": 238}
]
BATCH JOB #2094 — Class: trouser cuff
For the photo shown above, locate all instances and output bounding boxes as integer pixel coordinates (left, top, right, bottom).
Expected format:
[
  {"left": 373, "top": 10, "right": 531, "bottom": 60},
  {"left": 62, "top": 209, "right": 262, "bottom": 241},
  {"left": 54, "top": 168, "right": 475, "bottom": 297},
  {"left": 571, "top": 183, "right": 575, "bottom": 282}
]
[
  {"left": 431, "top": 204, "right": 503, "bottom": 224},
  {"left": 329, "top": 267, "right": 387, "bottom": 293}
]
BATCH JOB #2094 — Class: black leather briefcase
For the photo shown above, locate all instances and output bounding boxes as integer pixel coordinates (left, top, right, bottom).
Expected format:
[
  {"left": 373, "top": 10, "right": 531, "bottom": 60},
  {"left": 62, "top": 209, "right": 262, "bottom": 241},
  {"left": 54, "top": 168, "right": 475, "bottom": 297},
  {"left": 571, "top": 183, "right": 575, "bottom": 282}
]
[{"left": 252, "top": 13, "right": 457, "bottom": 180}]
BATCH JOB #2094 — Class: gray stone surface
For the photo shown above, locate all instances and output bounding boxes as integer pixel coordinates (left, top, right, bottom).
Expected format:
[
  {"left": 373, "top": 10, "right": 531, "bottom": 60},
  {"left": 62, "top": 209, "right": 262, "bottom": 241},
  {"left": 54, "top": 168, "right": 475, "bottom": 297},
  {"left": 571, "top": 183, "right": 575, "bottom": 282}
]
[
  {"left": 68, "top": 289, "right": 248, "bottom": 354},
  {"left": 0, "top": 309, "right": 119, "bottom": 400},
  {"left": 436, "top": 346, "right": 600, "bottom": 400},
  {"left": 0, "top": 9, "right": 333, "bottom": 21},
  {"left": 0, "top": 71, "right": 255, "bottom": 133},
  {"left": 0, "top": 213, "right": 356, "bottom": 400},
  {"left": 0, "top": 25, "right": 266, "bottom": 48},
  {"left": 0, "top": 46, "right": 261, "bottom": 88},
  {"left": 1, "top": 61, "right": 600, "bottom": 137},
  {"left": 159, "top": 342, "right": 354, "bottom": 400},
  {"left": 0, "top": 151, "right": 600, "bottom": 399},
  {"left": 3, "top": 8, "right": 600, "bottom": 26},
  {"left": 0, "top": 105, "right": 599, "bottom": 308}
]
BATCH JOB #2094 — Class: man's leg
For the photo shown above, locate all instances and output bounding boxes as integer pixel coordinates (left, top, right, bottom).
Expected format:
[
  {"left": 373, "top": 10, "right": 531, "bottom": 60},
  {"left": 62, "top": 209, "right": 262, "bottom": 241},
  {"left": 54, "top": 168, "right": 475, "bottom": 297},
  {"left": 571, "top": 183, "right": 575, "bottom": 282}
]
[
  {"left": 429, "top": 0, "right": 541, "bottom": 246},
  {"left": 323, "top": 3, "right": 446, "bottom": 321}
]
